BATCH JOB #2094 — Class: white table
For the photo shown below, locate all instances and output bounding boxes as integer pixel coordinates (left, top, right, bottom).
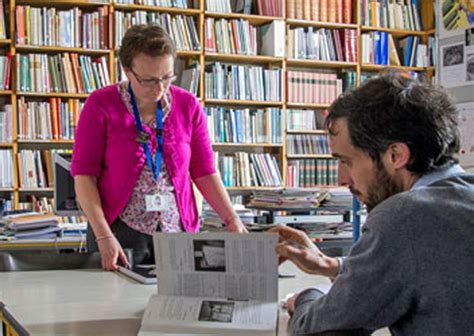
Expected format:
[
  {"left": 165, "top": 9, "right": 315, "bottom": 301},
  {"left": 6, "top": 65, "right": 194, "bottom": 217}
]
[{"left": 0, "top": 263, "right": 330, "bottom": 336}]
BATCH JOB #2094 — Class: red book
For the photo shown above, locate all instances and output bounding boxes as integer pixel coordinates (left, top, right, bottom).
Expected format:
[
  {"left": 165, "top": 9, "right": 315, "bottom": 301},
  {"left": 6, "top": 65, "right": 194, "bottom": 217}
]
[{"left": 4, "top": 52, "right": 12, "bottom": 90}]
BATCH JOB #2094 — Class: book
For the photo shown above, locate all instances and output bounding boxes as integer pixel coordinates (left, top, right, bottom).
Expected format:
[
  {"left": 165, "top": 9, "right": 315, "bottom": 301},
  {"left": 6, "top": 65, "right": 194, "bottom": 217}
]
[
  {"left": 138, "top": 232, "right": 278, "bottom": 336},
  {"left": 259, "top": 20, "right": 285, "bottom": 57},
  {"left": 118, "top": 265, "right": 157, "bottom": 285}
]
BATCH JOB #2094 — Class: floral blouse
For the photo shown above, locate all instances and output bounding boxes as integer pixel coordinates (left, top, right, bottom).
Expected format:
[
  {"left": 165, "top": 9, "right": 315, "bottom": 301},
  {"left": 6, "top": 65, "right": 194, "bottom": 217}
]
[{"left": 118, "top": 83, "right": 183, "bottom": 234}]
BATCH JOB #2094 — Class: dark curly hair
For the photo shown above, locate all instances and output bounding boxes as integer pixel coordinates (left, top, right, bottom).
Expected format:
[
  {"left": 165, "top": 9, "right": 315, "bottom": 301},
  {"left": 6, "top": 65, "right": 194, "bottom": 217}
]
[{"left": 325, "top": 70, "right": 460, "bottom": 174}]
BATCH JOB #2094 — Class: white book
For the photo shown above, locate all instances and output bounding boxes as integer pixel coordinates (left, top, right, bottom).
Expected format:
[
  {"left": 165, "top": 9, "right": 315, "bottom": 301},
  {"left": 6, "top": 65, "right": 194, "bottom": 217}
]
[
  {"left": 138, "top": 232, "right": 279, "bottom": 336},
  {"left": 259, "top": 20, "right": 285, "bottom": 57}
]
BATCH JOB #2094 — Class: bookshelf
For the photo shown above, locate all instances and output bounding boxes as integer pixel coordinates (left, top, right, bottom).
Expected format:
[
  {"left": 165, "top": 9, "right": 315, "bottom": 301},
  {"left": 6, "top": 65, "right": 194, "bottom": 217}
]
[{"left": 0, "top": 0, "right": 436, "bottom": 210}]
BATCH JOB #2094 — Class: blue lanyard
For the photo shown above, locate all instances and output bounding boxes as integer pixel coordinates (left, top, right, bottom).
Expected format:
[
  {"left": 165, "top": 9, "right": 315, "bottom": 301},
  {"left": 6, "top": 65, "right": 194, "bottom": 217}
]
[{"left": 128, "top": 83, "right": 163, "bottom": 182}]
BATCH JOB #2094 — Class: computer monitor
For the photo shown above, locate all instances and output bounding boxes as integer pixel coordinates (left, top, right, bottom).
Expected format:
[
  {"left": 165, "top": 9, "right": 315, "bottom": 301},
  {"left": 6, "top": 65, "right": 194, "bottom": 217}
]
[{"left": 53, "top": 153, "right": 82, "bottom": 216}]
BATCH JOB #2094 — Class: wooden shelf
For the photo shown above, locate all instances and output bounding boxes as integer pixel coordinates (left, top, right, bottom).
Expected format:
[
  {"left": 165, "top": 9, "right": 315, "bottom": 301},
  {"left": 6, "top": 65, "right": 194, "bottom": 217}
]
[
  {"left": 16, "top": 45, "right": 111, "bottom": 55},
  {"left": 205, "top": 99, "right": 283, "bottom": 107},
  {"left": 286, "top": 59, "right": 357, "bottom": 69},
  {"left": 0, "top": 39, "right": 11, "bottom": 45},
  {"left": 361, "top": 64, "right": 435, "bottom": 72},
  {"left": 17, "top": 140, "right": 74, "bottom": 145},
  {"left": 177, "top": 50, "right": 201, "bottom": 57},
  {"left": 226, "top": 186, "right": 282, "bottom": 191},
  {"left": 287, "top": 154, "right": 333, "bottom": 159},
  {"left": 212, "top": 143, "right": 283, "bottom": 148},
  {"left": 0, "top": 90, "right": 13, "bottom": 95},
  {"left": 361, "top": 26, "right": 428, "bottom": 37},
  {"left": 0, "top": 143, "right": 13, "bottom": 147},
  {"left": 0, "top": 188, "right": 14, "bottom": 192},
  {"left": 286, "top": 129, "right": 327, "bottom": 134},
  {"left": 15, "top": 0, "right": 110, "bottom": 7},
  {"left": 205, "top": 53, "right": 284, "bottom": 64},
  {"left": 18, "top": 188, "right": 54, "bottom": 192},
  {"left": 287, "top": 19, "right": 357, "bottom": 30},
  {"left": 17, "top": 92, "right": 90, "bottom": 99},
  {"left": 205, "top": 12, "right": 281, "bottom": 26},
  {"left": 114, "top": 4, "right": 200, "bottom": 15},
  {"left": 286, "top": 102, "right": 331, "bottom": 109}
]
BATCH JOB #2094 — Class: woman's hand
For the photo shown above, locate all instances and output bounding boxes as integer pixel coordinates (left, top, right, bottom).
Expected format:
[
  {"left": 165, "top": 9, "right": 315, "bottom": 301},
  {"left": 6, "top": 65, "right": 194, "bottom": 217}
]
[
  {"left": 268, "top": 225, "right": 339, "bottom": 278},
  {"left": 97, "top": 236, "right": 129, "bottom": 271},
  {"left": 226, "top": 216, "right": 248, "bottom": 233}
]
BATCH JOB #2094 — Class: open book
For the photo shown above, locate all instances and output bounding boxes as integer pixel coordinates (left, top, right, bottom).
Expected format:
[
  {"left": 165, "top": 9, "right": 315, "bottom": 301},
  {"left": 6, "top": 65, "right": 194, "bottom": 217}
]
[{"left": 138, "top": 232, "right": 279, "bottom": 336}]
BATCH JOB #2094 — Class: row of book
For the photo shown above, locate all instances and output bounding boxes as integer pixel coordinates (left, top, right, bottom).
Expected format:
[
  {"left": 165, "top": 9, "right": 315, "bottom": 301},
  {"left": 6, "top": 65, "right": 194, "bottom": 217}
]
[
  {"left": 206, "top": 0, "right": 283, "bottom": 16},
  {"left": 17, "top": 98, "right": 83, "bottom": 141},
  {"left": 287, "top": 109, "right": 326, "bottom": 131},
  {"left": 15, "top": 195, "right": 87, "bottom": 225},
  {"left": 215, "top": 152, "right": 283, "bottom": 187},
  {"left": 17, "top": 150, "right": 54, "bottom": 188},
  {"left": 205, "top": 18, "right": 258, "bottom": 55},
  {"left": 286, "top": 159, "right": 338, "bottom": 187},
  {"left": 205, "top": 63, "right": 281, "bottom": 101},
  {"left": 0, "top": 150, "right": 13, "bottom": 188},
  {"left": 16, "top": 6, "right": 109, "bottom": 49},
  {"left": 16, "top": 54, "right": 110, "bottom": 94},
  {"left": 206, "top": 107, "right": 283, "bottom": 144},
  {"left": 286, "top": 134, "right": 330, "bottom": 155},
  {"left": 0, "top": 105, "right": 12, "bottom": 143},
  {"left": 114, "top": 11, "right": 200, "bottom": 51},
  {"left": 115, "top": 0, "right": 189, "bottom": 7},
  {"left": 361, "top": 32, "right": 434, "bottom": 67},
  {"left": 288, "top": 28, "right": 357, "bottom": 62},
  {"left": 287, "top": 70, "right": 343, "bottom": 104},
  {"left": 0, "top": 197, "right": 13, "bottom": 212},
  {"left": 361, "top": 0, "right": 423, "bottom": 30},
  {"left": 0, "top": 0, "right": 6, "bottom": 39},
  {"left": 0, "top": 54, "right": 12, "bottom": 90},
  {"left": 287, "top": 0, "right": 353, "bottom": 23}
]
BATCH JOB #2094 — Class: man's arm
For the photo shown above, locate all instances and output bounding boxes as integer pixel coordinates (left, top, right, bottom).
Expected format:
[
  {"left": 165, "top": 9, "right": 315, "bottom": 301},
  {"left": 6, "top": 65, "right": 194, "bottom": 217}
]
[{"left": 288, "top": 205, "right": 416, "bottom": 334}]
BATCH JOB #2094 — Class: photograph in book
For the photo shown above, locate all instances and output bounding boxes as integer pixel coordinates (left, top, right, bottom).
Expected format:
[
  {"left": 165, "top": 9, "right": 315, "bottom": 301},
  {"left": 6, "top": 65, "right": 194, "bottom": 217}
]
[
  {"left": 193, "top": 239, "right": 226, "bottom": 272},
  {"left": 138, "top": 232, "right": 279, "bottom": 336}
]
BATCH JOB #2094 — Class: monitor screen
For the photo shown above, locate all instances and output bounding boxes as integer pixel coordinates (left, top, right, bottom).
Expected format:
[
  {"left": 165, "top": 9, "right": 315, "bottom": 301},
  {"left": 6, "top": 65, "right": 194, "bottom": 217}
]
[{"left": 53, "top": 153, "right": 82, "bottom": 216}]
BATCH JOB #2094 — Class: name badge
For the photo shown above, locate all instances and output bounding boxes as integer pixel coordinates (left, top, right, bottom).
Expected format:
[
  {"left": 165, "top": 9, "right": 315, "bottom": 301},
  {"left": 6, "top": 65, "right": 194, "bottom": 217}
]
[{"left": 145, "top": 194, "right": 169, "bottom": 212}]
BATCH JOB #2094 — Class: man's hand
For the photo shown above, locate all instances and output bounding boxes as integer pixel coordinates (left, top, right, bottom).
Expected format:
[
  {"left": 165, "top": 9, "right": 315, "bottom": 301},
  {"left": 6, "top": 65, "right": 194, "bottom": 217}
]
[
  {"left": 286, "top": 293, "right": 299, "bottom": 316},
  {"left": 268, "top": 225, "right": 339, "bottom": 278},
  {"left": 226, "top": 216, "right": 248, "bottom": 233},
  {"left": 97, "top": 236, "right": 129, "bottom": 271}
]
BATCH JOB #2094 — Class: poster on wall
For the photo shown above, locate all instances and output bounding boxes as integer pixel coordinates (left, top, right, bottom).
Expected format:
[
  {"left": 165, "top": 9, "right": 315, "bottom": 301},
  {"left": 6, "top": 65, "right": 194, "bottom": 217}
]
[
  {"left": 439, "top": 0, "right": 474, "bottom": 39},
  {"left": 458, "top": 102, "right": 474, "bottom": 168},
  {"left": 440, "top": 37, "right": 474, "bottom": 87}
]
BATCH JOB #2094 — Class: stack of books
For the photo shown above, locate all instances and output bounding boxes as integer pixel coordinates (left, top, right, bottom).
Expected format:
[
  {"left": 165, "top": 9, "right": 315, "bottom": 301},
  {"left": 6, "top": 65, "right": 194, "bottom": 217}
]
[
  {"left": 0, "top": 212, "right": 63, "bottom": 240},
  {"left": 202, "top": 204, "right": 256, "bottom": 229},
  {"left": 248, "top": 188, "right": 330, "bottom": 209}
]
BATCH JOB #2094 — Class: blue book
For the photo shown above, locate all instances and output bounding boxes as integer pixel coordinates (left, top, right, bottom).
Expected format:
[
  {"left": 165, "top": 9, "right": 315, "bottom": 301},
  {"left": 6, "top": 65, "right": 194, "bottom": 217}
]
[
  {"left": 373, "top": 31, "right": 381, "bottom": 64},
  {"left": 380, "top": 32, "right": 389, "bottom": 65}
]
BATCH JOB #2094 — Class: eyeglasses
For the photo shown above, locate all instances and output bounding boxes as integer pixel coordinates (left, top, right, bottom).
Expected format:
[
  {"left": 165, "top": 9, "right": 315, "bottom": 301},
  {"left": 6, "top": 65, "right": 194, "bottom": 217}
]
[{"left": 129, "top": 68, "right": 176, "bottom": 88}]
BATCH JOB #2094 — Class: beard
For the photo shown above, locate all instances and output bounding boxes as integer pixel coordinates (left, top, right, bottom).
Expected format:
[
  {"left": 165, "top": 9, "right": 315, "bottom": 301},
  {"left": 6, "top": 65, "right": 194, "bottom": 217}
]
[{"left": 351, "top": 162, "right": 405, "bottom": 212}]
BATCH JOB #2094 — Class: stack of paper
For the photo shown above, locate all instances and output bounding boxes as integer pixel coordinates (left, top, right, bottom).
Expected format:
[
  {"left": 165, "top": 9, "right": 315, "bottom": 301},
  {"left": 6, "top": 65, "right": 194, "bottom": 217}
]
[
  {"left": 0, "top": 212, "right": 62, "bottom": 240},
  {"left": 248, "top": 188, "right": 330, "bottom": 209}
]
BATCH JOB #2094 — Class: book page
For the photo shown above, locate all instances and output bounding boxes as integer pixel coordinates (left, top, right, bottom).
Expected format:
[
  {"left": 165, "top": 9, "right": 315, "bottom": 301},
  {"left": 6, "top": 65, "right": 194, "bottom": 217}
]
[
  {"left": 140, "top": 294, "right": 277, "bottom": 335},
  {"left": 153, "top": 232, "right": 278, "bottom": 302}
]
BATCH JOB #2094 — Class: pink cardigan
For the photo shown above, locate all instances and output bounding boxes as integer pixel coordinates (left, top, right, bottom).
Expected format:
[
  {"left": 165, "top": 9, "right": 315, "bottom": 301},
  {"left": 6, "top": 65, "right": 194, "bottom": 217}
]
[{"left": 71, "top": 84, "right": 215, "bottom": 232}]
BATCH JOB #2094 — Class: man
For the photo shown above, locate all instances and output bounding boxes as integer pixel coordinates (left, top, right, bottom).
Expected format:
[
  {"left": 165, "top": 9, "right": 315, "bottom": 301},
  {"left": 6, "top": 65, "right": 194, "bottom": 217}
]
[{"left": 270, "top": 72, "right": 474, "bottom": 335}]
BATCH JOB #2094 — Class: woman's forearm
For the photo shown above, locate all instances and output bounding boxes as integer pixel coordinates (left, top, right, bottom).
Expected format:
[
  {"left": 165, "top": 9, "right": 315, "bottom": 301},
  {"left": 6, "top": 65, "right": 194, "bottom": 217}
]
[
  {"left": 74, "top": 175, "right": 113, "bottom": 238},
  {"left": 194, "top": 173, "right": 238, "bottom": 223}
]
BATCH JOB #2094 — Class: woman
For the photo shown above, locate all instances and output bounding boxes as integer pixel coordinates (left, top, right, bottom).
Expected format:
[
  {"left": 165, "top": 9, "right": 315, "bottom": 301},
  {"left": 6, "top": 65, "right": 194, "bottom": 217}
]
[{"left": 71, "top": 24, "right": 247, "bottom": 271}]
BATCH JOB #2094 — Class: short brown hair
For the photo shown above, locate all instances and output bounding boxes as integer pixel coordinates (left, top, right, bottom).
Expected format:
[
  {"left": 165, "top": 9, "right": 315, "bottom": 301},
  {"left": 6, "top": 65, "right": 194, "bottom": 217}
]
[{"left": 119, "top": 24, "right": 176, "bottom": 69}]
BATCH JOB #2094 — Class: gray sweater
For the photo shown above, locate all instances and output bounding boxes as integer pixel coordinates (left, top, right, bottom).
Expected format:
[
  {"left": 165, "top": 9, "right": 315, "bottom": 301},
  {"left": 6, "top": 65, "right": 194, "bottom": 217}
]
[{"left": 289, "top": 173, "right": 474, "bottom": 336}]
